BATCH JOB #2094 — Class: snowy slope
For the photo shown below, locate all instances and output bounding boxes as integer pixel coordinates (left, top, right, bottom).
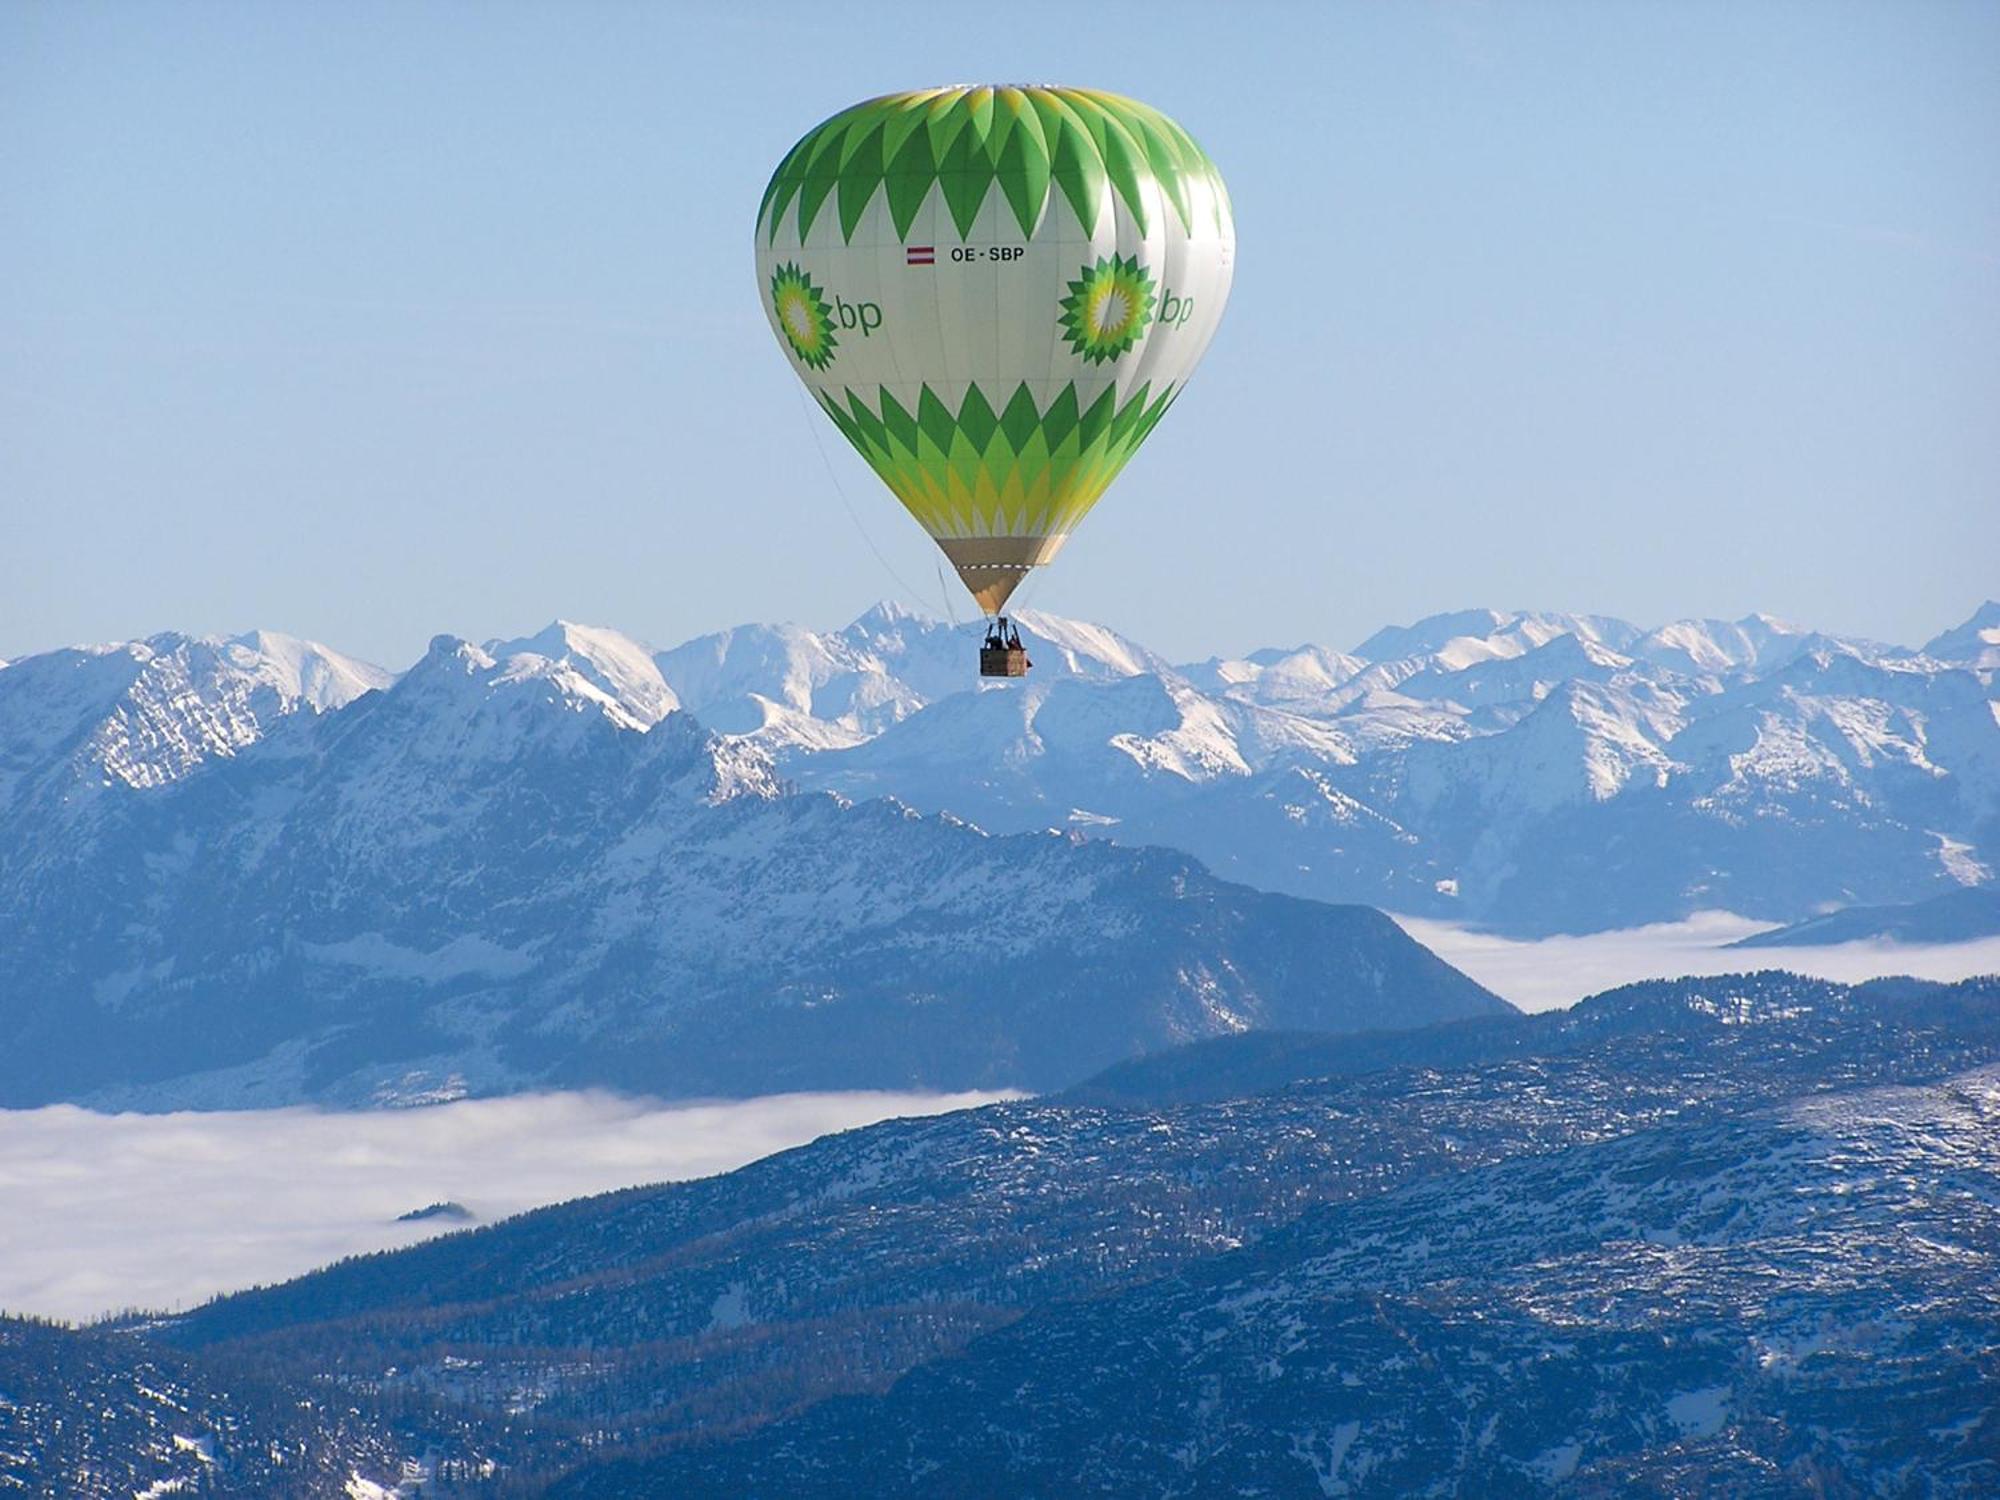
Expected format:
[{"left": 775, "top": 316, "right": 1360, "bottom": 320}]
[
  {"left": 649, "top": 603, "right": 1168, "bottom": 748},
  {"left": 0, "top": 630, "right": 1502, "bottom": 1108},
  {"left": 774, "top": 602, "right": 2000, "bottom": 933},
  {"left": 0, "top": 630, "right": 389, "bottom": 815},
  {"left": 539, "top": 982, "right": 2000, "bottom": 1498},
  {"left": 3, "top": 599, "right": 1994, "bottom": 1108},
  {"left": 608, "top": 1066, "right": 2000, "bottom": 1498},
  {"left": 486, "top": 620, "right": 680, "bottom": 724},
  {"left": 1177, "top": 646, "right": 1367, "bottom": 729},
  {"left": 1352, "top": 607, "right": 1645, "bottom": 665}
]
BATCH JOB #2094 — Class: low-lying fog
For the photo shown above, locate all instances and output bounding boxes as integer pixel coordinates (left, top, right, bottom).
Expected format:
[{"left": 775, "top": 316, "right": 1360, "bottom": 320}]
[
  {"left": 0, "top": 1089, "right": 1010, "bottom": 1323},
  {"left": 1397, "top": 911, "right": 2000, "bottom": 1012}
]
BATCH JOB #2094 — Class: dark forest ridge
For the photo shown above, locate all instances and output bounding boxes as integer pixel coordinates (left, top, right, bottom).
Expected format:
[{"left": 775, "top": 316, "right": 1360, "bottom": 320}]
[{"left": 7, "top": 972, "right": 1995, "bottom": 1495}]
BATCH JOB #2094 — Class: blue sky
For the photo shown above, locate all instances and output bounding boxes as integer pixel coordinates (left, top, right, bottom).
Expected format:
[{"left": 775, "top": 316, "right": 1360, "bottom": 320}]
[{"left": 4, "top": 1, "right": 1995, "bottom": 666}]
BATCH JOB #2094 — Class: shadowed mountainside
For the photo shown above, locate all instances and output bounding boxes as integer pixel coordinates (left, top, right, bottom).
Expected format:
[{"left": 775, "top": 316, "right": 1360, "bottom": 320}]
[{"left": 13, "top": 972, "right": 1972, "bottom": 1497}]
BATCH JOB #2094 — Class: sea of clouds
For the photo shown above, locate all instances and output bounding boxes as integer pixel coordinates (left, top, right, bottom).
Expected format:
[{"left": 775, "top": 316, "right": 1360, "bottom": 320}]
[
  {"left": 1397, "top": 911, "right": 2000, "bottom": 1012},
  {"left": 0, "top": 1089, "right": 1009, "bottom": 1323}
]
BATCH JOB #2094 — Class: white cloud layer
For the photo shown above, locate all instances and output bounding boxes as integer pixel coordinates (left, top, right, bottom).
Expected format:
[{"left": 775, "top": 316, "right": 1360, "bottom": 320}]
[
  {"left": 1397, "top": 910, "right": 2000, "bottom": 1012},
  {"left": 0, "top": 1089, "right": 1010, "bottom": 1324}
]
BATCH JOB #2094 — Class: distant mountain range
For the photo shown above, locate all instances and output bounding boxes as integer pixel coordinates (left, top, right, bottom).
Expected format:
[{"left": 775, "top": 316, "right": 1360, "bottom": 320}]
[
  {"left": 1733, "top": 886, "right": 2000, "bottom": 947},
  {"left": 8, "top": 972, "right": 1995, "bottom": 1496},
  {"left": 0, "top": 629, "right": 1499, "bottom": 1109},
  {"left": 721, "top": 600, "right": 2000, "bottom": 934},
  {"left": 2, "top": 601, "right": 1992, "bottom": 1106}
]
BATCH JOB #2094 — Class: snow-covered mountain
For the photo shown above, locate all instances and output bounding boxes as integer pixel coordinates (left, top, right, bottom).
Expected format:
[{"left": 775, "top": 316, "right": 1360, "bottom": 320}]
[
  {"left": 1, "top": 601, "right": 1992, "bottom": 1106},
  {"left": 1925, "top": 598, "right": 2000, "bottom": 670},
  {"left": 650, "top": 603, "right": 1170, "bottom": 749},
  {"left": 0, "top": 629, "right": 1500, "bottom": 1110},
  {"left": 0, "top": 629, "right": 387, "bottom": 812},
  {"left": 485, "top": 620, "right": 681, "bottom": 725},
  {"left": 653, "top": 601, "right": 1997, "bottom": 934}
]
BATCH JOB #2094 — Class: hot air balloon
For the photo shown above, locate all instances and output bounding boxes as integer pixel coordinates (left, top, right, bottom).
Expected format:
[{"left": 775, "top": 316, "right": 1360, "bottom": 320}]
[{"left": 755, "top": 85, "right": 1234, "bottom": 675}]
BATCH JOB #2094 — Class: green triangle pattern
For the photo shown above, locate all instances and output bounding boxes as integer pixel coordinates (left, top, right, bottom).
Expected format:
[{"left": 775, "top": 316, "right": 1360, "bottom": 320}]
[
  {"left": 760, "top": 87, "right": 1228, "bottom": 246},
  {"left": 814, "top": 378, "right": 1180, "bottom": 539}
]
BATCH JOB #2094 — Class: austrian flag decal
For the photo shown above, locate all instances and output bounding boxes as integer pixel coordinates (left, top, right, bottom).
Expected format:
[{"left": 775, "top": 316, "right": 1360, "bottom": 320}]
[{"left": 905, "top": 244, "right": 934, "bottom": 266}]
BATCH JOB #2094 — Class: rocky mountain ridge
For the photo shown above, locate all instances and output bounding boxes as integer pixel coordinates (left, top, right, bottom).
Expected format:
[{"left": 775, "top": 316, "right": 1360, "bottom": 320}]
[
  {"left": 0, "top": 627, "right": 1501, "bottom": 1109},
  {"left": 6, "top": 601, "right": 1992, "bottom": 938}
]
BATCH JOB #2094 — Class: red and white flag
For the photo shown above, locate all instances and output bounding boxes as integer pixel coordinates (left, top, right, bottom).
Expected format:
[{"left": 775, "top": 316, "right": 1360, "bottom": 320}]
[{"left": 906, "top": 245, "right": 935, "bottom": 266}]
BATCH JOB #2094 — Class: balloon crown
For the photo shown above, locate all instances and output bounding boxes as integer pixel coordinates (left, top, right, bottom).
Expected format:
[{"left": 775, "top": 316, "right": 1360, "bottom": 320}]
[{"left": 757, "top": 87, "right": 1230, "bottom": 245}]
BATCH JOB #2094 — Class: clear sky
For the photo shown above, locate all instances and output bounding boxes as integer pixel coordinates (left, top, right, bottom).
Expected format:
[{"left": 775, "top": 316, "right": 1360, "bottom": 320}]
[{"left": 4, "top": 1, "right": 1995, "bottom": 668}]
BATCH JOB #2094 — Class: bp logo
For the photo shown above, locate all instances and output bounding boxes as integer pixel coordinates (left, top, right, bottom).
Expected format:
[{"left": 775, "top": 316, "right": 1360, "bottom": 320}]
[
  {"left": 1059, "top": 254, "right": 1157, "bottom": 365},
  {"left": 771, "top": 261, "right": 837, "bottom": 370}
]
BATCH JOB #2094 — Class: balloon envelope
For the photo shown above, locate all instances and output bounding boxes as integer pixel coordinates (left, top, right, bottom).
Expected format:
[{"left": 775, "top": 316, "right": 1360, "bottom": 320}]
[{"left": 755, "top": 86, "right": 1235, "bottom": 613}]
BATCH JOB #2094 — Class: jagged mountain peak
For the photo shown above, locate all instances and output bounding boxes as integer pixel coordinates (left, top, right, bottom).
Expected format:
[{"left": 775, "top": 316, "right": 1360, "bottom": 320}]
[
  {"left": 631, "top": 701, "right": 782, "bottom": 805},
  {"left": 1629, "top": 611, "right": 1851, "bottom": 678},
  {"left": 1352, "top": 608, "right": 1643, "bottom": 667},
  {"left": 1180, "top": 643, "right": 1369, "bottom": 709},
  {"left": 1714, "top": 640, "right": 1989, "bottom": 717},
  {"left": 418, "top": 632, "right": 495, "bottom": 672},
  {"left": 0, "top": 628, "right": 392, "bottom": 805},
  {"left": 486, "top": 620, "right": 680, "bottom": 725},
  {"left": 1400, "top": 670, "right": 1683, "bottom": 824},
  {"left": 385, "top": 632, "right": 666, "bottom": 745},
  {"left": 1380, "top": 632, "right": 1640, "bottom": 715},
  {"left": 843, "top": 598, "right": 927, "bottom": 632},
  {"left": 222, "top": 629, "right": 393, "bottom": 704},
  {"left": 1956, "top": 598, "right": 2000, "bottom": 631},
  {"left": 1924, "top": 600, "right": 2000, "bottom": 669},
  {"left": 795, "top": 667, "right": 1364, "bottom": 825},
  {"left": 1352, "top": 607, "right": 1516, "bottom": 660},
  {"left": 652, "top": 607, "right": 1170, "bottom": 748},
  {"left": 655, "top": 616, "right": 926, "bottom": 738},
  {"left": 1739, "top": 608, "right": 1804, "bottom": 632}
]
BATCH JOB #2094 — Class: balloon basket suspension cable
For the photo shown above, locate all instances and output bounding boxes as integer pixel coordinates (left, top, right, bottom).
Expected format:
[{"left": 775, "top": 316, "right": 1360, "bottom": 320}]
[
  {"left": 933, "top": 556, "right": 963, "bottom": 629},
  {"left": 790, "top": 383, "right": 932, "bottom": 618}
]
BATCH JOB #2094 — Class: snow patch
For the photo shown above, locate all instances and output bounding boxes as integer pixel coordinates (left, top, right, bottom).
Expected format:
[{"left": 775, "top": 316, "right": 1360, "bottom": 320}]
[
  {"left": 1933, "top": 832, "right": 1992, "bottom": 886},
  {"left": 708, "top": 1280, "right": 753, "bottom": 1330},
  {"left": 1666, "top": 1384, "right": 1731, "bottom": 1437}
]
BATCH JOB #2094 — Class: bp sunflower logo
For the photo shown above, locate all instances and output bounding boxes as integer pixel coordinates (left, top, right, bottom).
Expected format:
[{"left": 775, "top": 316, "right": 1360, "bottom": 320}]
[
  {"left": 1058, "top": 254, "right": 1157, "bottom": 365},
  {"left": 771, "top": 262, "right": 837, "bottom": 370}
]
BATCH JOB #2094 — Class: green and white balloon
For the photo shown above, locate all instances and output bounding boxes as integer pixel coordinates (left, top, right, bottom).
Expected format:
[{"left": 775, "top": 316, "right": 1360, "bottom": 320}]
[{"left": 755, "top": 86, "right": 1235, "bottom": 613}]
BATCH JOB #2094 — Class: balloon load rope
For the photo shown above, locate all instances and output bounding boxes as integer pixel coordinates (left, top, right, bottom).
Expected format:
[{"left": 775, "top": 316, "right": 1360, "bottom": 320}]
[
  {"left": 932, "top": 556, "right": 963, "bottom": 629},
  {"left": 791, "top": 382, "right": 933, "bottom": 619}
]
